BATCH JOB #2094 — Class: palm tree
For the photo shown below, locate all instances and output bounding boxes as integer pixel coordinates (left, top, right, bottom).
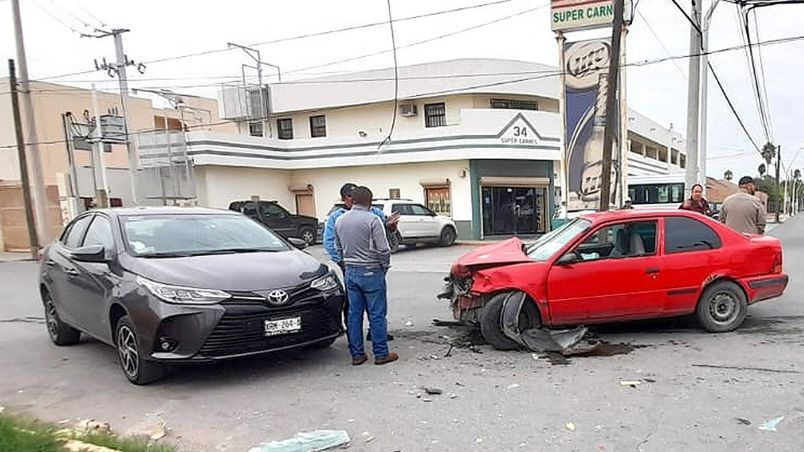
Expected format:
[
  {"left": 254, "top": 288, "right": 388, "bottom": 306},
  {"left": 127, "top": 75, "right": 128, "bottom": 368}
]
[
  {"left": 758, "top": 163, "right": 766, "bottom": 177},
  {"left": 762, "top": 143, "right": 776, "bottom": 166},
  {"left": 724, "top": 170, "right": 733, "bottom": 181}
]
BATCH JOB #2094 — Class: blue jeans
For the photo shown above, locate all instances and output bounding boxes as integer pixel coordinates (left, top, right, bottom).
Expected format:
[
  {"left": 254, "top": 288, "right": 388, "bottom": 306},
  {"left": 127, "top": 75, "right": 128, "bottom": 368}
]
[{"left": 345, "top": 266, "right": 389, "bottom": 358}]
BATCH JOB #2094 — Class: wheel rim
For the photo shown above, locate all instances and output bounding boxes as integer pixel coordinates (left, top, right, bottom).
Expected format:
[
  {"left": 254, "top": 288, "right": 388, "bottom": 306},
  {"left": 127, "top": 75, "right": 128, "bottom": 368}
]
[
  {"left": 44, "top": 297, "right": 59, "bottom": 339},
  {"left": 708, "top": 292, "right": 738, "bottom": 325},
  {"left": 443, "top": 229, "right": 455, "bottom": 244},
  {"left": 302, "top": 230, "right": 314, "bottom": 244},
  {"left": 117, "top": 326, "right": 139, "bottom": 378}
]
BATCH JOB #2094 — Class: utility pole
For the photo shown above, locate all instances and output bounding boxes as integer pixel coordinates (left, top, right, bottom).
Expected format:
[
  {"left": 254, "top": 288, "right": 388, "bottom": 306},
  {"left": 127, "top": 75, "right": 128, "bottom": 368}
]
[
  {"left": 8, "top": 60, "right": 39, "bottom": 260},
  {"left": 61, "top": 113, "right": 81, "bottom": 215},
  {"left": 11, "top": 0, "right": 49, "bottom": 246},
  {"left": 91, "top": 85, "right": 110, "bottom": 208},
  {"left": 775, "top": 145, "right": 781, "bottom": 222},
  {"left": 599, "top": 0, "right": 625, "bottom": 211},
  {"left": 90, "top": 28, "right": 145, "bottom": 206},
  {"left": 685, "top": 0, "right": 703, "bottom": 196},
  {"left": 699, "top": 0, "right": 721, "bottom": 188}
]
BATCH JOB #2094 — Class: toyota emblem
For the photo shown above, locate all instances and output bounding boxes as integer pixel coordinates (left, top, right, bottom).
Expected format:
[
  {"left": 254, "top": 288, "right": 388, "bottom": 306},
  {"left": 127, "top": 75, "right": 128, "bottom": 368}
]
[{"left": 266, "top": 289, "right": 290, "bottom": 305}]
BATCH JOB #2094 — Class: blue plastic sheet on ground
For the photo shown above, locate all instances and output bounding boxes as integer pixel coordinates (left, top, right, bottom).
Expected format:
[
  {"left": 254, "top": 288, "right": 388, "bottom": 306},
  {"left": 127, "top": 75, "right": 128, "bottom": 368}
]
[
  {"left": 248, "top": 430, "right": 351, "bottom": 452},
  {"left": 758, "top": 416, "right": 784, "bottom": 432}
]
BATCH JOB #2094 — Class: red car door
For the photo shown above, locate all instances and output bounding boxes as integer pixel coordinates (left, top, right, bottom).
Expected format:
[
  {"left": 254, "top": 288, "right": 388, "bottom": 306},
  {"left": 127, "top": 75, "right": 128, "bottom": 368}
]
[
  {"left": 547, "top": 219, "right": 665, "bottom": 325},
  {"left": 658, "top": 216, "right": 727, "bottom": 315}
]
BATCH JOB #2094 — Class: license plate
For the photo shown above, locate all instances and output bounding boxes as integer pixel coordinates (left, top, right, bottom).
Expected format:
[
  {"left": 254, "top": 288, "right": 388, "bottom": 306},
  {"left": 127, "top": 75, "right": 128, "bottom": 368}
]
[{"left": 264, "top": 317, "right": 302, "bottom": 336}]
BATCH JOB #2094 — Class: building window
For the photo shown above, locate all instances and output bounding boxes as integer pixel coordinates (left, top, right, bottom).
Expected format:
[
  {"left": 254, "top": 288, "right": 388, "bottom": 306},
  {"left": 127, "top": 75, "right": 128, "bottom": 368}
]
[
  {"left": 424, "top": 103, "right": 446, "bottom": 128},
  {"left": 671, "top": 149, "right": 679, "bottom": 165},
  {"left": 309, "top": 115, "right": 326, "bottom": 138},
  {"left": 425, "top": 186, "right": 451, "bottom": 216},
  {"left": 389, "top": 188, "right": 401, "bottom": 199},
  {"left": 248, "top": 121, "right": 264, "bottom": 137},
  {"left": 680, "top": 154, "right": 687, "bottom": 169},
  {"left": 277, "top": 118, "right": 293, "bottom": 140},
  {"left": 490, "top": 99, "right": 538, "bottom": 110}
]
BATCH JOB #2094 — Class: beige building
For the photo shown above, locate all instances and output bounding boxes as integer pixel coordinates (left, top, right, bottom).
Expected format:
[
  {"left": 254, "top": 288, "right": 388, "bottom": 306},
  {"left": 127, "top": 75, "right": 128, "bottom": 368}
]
[{"left": 0, "top": 79, "right": 231, "bottom": 251}]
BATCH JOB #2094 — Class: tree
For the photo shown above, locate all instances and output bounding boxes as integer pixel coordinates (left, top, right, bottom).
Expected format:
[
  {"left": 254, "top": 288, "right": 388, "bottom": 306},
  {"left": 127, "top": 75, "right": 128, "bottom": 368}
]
[
  {"left": 724, "top": 170, "right": 733, "bottom": 181},
  {"left": 762, "top": 142, "right": 776, "bottom": 166},
  {"left": 758, "top": 163, "right": 766, "bottom": 177}
]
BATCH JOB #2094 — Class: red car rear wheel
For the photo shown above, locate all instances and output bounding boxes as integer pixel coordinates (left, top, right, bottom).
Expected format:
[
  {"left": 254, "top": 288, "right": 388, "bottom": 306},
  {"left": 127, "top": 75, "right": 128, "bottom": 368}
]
[{"left": 696, "top": 281, "right": 748, "bottom": 333}]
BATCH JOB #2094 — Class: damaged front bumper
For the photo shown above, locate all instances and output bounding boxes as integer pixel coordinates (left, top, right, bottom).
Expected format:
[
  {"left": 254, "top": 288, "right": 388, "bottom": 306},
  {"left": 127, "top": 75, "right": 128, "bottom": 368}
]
[{"left": 437, "top": 275, "right": 483, "bottom": 322}]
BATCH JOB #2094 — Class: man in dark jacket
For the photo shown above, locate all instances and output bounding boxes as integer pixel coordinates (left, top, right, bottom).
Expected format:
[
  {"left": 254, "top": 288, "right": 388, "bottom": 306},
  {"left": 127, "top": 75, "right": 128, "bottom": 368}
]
[{"left": 679, "top": 183, "right": 713, "bottom": 216}]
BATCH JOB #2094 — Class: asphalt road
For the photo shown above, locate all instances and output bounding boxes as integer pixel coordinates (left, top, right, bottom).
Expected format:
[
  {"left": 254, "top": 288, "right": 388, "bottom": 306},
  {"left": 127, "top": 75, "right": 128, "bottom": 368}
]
[{"left": 1, "top": 218, "right": 803, "bottom": 451}]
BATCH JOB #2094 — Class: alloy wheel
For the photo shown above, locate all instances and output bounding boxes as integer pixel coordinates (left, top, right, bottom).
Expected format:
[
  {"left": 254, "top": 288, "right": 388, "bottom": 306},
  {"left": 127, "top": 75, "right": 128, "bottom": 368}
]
[
  {"left": 301, "top": 230, "right": 315, "bottom": 245},
  {"left": 117, "top": 326, "right": 139, "bottom": 378},
  {"left": 44, "top": 298, "right": 59, "bottom": 339}
]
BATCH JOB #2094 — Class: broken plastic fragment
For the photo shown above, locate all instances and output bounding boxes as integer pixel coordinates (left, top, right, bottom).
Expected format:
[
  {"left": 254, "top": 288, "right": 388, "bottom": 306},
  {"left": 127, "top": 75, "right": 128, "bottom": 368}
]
[
  {"left": 620, "top": 380, "right": 642, "bottom": 387},
  {"left": 423, "top": 387, "right": 443, "bottom": 395},
  {"left": 506, "top": 383, "right": 520, "bottom": 390},
  {"left": 566, "top": 422, "right": 577, "bottom": 432},
  {"left": 247, "top": 430, "right": 351, "bottom": 452},
  {"left": 758, "top": 416, "right": 784, "bottom": 432}
]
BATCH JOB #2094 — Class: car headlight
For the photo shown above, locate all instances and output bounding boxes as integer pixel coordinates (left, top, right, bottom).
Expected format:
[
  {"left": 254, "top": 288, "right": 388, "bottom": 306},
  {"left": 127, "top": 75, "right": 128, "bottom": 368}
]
[
  {"left": 310, "top": 273, "right": 340, "bottom": 292},
  {"left": 137, "top": 276, "right": 231, "bottom": 304}
]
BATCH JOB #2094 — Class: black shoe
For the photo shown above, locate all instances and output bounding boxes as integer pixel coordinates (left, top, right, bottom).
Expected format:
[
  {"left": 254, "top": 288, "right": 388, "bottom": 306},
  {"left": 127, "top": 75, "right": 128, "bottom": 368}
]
[{"left": 366, "top": 331, "right": 394, "bottom": 342}]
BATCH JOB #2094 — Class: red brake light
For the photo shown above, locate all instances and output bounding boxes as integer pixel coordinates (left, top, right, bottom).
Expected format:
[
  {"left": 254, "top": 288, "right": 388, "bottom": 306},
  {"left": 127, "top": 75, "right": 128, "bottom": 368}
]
[{"left": 772, "top": 252, "right": 782, "bottom": 274}]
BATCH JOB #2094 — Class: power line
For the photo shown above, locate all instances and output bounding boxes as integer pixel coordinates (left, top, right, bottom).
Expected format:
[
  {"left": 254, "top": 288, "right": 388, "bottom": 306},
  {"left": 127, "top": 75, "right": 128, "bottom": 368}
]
[
  {"left": 750, "top": 7, "right": 773, "bottom": 141},
  {"left": 285, "top": 4, "right": 547, "bottom": 75},
  {"left": 30, "top": 0, "right": 82, "bottom": 35},
  {"left": 378, "top": 0, "right": 400, "bottom": 151},
  {"left": 7, "top": 31, "right": 804, "bottom": 97},
  {"left": 5, "top": 31, "right": 804, "bottom": 151},
  {"left": 33, "top": 0, "right": 522, "bottom": 82},
  {"left": 636, "top": 9, "right": 687, "bottom": 80},
  {"left": 707, "top": 60, "right": 763, "bottom": 154},
  {"left": 739, "top": 6, "right": 772, "bottom": 143}
]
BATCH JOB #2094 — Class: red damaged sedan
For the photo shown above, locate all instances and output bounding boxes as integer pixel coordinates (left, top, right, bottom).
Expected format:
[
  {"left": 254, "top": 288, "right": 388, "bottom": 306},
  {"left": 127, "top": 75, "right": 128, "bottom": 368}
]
[{"left": 440, "top": 210, "right": 788, "bottom": 350}]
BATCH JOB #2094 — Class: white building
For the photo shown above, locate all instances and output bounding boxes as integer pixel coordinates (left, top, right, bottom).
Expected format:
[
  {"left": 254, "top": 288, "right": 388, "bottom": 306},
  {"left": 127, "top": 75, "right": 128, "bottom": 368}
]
[{"left": 139, "top": 58, "right": 686, "bottom": 240}]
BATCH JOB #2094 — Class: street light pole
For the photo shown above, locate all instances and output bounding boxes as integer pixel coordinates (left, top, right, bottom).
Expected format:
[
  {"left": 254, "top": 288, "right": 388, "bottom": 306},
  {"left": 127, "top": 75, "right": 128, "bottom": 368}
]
[
  {"left": 685, "top": 0, "right": 703, "bottom": 196},
  {"left": 699, "top": 0, "right": 721, "bottom": 189}
]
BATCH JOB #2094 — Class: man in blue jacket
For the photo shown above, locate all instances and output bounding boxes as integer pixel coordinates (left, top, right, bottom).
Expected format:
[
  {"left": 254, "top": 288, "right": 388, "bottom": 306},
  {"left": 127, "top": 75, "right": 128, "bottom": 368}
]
[{"left": 324, "top": 183, "right": 399, "bottom": 340}]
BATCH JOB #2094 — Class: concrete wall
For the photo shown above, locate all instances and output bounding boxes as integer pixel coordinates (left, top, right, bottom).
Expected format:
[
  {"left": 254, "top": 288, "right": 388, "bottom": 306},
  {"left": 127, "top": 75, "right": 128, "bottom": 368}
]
[
  {"left": 194, "top": 160, "right": 471, "bottom": 223},
  {"left": 194, "top": 166, "right": 293, "bottom": 210},
  {"left": 290, "top": 160, "right": 471, "bottom": 221}
]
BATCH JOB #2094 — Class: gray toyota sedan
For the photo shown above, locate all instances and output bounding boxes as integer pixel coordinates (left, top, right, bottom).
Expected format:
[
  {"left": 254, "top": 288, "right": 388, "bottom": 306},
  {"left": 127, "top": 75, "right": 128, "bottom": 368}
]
[{"left": 39, "top": 207, "right": 344, "bottom": 384}]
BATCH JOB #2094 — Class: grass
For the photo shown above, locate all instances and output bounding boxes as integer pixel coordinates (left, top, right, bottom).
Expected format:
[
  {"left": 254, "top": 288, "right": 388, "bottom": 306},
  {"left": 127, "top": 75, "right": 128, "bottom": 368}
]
[{"left": 0, "top": 411, "right": 177, "bottom": 452}]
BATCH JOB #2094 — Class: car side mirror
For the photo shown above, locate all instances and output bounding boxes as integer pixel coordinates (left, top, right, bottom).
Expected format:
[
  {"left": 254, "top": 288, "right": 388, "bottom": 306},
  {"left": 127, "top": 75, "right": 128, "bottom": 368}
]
[
  {"left": 71, "top": 245, "right": 109, "bottom": 263},
  {"left": 288, "top": 237, "right": 308, "bottom": 250},
  {"left": 556, "top": 252, "right": 579, "bottom": 266}
]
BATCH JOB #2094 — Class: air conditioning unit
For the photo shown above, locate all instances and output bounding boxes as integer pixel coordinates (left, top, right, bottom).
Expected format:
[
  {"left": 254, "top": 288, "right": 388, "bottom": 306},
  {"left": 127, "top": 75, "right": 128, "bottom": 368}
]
[{"left": 399, "top": 103, "right": 418, "bottom": 117}]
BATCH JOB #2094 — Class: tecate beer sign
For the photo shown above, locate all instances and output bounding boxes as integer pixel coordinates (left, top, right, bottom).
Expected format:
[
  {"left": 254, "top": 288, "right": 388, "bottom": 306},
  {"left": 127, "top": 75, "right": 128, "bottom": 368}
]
[{"left": 551, "top": 0, "right": 631, "bottom": 32}]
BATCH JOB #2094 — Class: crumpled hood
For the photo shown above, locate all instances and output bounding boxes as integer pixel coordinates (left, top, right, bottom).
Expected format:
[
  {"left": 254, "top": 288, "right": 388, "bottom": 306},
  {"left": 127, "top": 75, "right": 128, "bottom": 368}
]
[
  {"left": 451, "top": 238, "right": 530, "bottom": 275},
  {"left": 125, "top": 250, "right": 328, "bottom": 291}
]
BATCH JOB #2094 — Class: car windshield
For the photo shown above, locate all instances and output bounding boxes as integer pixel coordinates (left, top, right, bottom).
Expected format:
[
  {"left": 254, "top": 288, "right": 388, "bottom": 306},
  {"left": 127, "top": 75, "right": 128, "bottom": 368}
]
[
  {"left": 525, "top": 218, "right": 592, "bottom": 261},
  {"left": 120, "top": 214, "right": 289, "bottom": 257}
]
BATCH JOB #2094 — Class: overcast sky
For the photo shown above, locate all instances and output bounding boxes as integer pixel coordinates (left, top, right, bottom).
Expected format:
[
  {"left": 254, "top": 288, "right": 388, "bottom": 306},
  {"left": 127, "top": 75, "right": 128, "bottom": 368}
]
[{"left": 2, "top": 0, "right": 803, "bottom": 179}]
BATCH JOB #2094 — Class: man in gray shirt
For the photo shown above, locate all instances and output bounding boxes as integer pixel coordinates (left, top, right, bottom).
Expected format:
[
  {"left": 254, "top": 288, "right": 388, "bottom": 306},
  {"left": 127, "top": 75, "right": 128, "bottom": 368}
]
[
  {"left": 721, "top": 176, "right": 767, "bottom": 235},
  {"left": 335, "top": 186, "right": 398, "bottom": 366}
]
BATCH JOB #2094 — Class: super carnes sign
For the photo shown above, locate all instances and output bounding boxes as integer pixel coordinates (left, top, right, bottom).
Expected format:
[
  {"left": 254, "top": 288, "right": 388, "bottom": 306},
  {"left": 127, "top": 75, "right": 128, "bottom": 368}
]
[{"left": 551, "top": 0, "right": 630, "bottom": 32}]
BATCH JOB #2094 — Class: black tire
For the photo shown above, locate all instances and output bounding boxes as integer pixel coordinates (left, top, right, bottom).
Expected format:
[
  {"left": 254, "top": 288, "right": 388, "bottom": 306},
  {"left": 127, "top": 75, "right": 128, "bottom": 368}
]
[
  {"left": 42, "top": 291, "right": 81, "bottom": 346},
  {"left": 299, "top": 227, "right": 316, "bottom": 246},
  {"left": 307, "top": 337, "right": 337, "bottom": 350},
  {"left": 439, "top": 226, "right": 457, "bottom": 247},
  {"left": 115, "top": 316, "right": 166, "bottom": 385},
  {"left": 696, "top": 281, "right": 748, "bottom": 333},
  {"left": 480, "top": 293, "right": 520, "bottom": 351}
]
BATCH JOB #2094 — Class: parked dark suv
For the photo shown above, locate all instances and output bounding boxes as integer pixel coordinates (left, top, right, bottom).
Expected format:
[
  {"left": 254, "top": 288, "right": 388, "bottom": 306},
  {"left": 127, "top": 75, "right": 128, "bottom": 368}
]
[{"left": 229, "top": 200, "right": 318, "bottom": 246}]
